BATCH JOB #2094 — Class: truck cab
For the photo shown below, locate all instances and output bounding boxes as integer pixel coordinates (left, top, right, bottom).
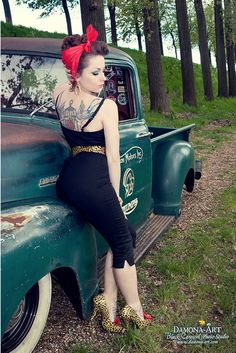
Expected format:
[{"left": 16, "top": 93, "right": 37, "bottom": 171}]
[{"left": 1, "top": 37, "right": 200, "bottom": 353}]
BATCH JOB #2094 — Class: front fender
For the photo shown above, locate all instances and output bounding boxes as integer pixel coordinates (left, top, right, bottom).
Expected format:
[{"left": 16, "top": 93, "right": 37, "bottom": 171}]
[
  {"left": 1, "top": 200, "right": 98, "bottom": 335},
  {"left": 152, "top": 140, "right": 195, "bottom": 217}
]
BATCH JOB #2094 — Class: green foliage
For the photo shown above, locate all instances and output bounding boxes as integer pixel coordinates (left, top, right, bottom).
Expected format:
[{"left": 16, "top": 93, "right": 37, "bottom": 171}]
[
  {"left": 1, "top": 21, "right": 66, "bottom": 38},
  {"left": 160, "top": 0, "right": 216, "bottom": 54},
  {"left": 114, "top": 0, "right": 144, "bottom": 43},
  {"left": 113, "top": 0, "right": 216, "bottom": 57},
  {"left": 203, "top": 1, "right": 216, "bottom": 53},
  {"left": 15, "top": 0, "right": 79, "bottom": 18},
  {"left": 158, "top": 0, "right": 179, "bottom": 49}
]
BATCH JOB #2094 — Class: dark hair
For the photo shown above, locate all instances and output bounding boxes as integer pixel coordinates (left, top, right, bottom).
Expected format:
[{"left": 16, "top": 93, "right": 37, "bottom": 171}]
[{"left": 61, "top": 33, "right": 109, "bottom": 89}]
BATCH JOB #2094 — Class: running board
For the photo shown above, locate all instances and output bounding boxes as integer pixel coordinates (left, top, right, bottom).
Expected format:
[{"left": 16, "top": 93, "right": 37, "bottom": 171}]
[{"left": 97, "top": 214, "right": 175, "bottom": 285}]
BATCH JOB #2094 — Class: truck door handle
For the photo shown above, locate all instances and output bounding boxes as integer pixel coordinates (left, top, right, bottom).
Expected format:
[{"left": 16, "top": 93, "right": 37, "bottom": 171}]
[{"left": 136, "top": 131, "right": 153, "bottom": 138}]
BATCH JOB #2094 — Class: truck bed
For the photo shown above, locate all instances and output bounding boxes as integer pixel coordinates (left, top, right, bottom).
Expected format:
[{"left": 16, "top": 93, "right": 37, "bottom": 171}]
[
  {"left": 149, "top": 124, "right": 195, "bottom": 147},
  {"left": 98, "top": 214, "right": 175, "bottom": 284}
]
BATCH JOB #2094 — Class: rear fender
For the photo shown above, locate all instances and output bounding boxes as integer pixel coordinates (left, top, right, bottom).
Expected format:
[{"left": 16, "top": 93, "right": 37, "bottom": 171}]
[
  {"left": 1, "top": 201, "right": 98, "bottom": 335},
  {"left": 152, "top": 140, "right": 195, "bottom": 217}
]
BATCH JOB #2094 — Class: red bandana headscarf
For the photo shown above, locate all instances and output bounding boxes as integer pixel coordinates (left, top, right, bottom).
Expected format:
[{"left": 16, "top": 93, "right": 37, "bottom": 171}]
[{"left": 62, "top": 24, "right": 99, "bottom": 80}]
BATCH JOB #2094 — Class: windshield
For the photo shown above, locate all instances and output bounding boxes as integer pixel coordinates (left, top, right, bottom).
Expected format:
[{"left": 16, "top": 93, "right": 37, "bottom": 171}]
[{"left": 1, "top": 54, "right": 67, "bottom": 117}]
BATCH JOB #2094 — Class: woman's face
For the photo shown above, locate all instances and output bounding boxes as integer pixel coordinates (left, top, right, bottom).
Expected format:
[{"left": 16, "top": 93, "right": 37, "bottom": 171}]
[{"left": 78, "top": 55, "right": 106, "bottom": 94}]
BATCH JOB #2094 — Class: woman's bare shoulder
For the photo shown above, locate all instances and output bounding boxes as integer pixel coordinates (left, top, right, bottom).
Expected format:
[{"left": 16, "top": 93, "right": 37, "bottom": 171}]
[
  {"left": 102, "top": 98, "right": 118, "bottom": 114},
  {"left": 103, "top": 98, "right": 117, "bottom": 108},
  {"left": 52, "top": 82, "right": 70, "bottom": 102},
  {"left": 102, "top": 98, "right": 119, "bottom": 126}
]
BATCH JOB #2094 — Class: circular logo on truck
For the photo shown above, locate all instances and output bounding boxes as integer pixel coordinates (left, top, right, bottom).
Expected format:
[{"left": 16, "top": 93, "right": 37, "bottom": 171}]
[{"left": 123, "top": 168, "right": 135, "bottom": 197}]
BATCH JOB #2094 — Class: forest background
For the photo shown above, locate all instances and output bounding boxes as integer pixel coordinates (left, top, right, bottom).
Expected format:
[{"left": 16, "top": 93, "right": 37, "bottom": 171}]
[{"left": 2, "top": 0, "right": 236, "bottom": 114}]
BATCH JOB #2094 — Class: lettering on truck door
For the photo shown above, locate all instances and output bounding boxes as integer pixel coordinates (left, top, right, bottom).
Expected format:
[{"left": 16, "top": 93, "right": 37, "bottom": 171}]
[{"left": 104, "top": 65, "right": 152, "bottom": 229}]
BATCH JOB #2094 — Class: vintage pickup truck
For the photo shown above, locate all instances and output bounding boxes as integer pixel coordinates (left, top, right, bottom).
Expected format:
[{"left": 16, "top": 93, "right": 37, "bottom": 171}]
[{"left": 1, "top": 37, "right": 201, "bottom": 353}]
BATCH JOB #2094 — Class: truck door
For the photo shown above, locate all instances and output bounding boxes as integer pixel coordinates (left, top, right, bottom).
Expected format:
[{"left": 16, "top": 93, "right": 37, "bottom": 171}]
[{"left": 104, "top": 64, "right": 152, "bottom": 229}]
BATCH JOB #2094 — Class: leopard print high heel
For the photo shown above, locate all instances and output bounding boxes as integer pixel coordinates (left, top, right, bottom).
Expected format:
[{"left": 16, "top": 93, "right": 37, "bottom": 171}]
[
  {"left": 121, "top": 305, "right": 153, "bottom": 328},
  {"left": 91, "top": 294, "right": 125, "bottom": 333}
]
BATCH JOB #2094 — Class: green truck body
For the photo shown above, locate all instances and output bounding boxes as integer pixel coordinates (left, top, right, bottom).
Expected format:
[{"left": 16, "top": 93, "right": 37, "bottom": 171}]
[{"left": 1, "top": 37, "right": 200, "bottom": 353}]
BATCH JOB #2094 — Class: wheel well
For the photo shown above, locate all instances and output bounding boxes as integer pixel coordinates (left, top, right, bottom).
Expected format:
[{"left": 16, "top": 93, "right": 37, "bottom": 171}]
[
  {"left": 1, "top": 274, "right": 52, "bottom": 353},
  {"left": 52, "top": 267, "right": 83, "bottom": 319},
  {"left": 185, "top": 168, "right": 195, "bottom": 192}
]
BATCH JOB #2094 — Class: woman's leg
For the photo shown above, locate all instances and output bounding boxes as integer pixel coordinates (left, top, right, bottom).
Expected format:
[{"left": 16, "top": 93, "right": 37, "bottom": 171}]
[
  {"left": 103, "top": 252, "right": 143, "bottom": 320},
  {"left": 113, "top": 261, "right": 143, "bottom": 318},
  {"left": 103, "top": 249, "right": 118, "bottom": 321}
]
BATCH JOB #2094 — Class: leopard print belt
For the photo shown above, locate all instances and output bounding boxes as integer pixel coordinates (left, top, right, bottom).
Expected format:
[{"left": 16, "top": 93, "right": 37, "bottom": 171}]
[{"left": 72, "top": 145, "right": 106, "bottom": 156}]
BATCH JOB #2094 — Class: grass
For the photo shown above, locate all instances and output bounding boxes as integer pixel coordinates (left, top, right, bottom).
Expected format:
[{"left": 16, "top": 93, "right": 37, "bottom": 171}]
[
  {"left": 1, "top": 21, "right": 66, "bottom": 38},
  {"left": 68, "top": 178, "right": 236, "bottom": 353}
]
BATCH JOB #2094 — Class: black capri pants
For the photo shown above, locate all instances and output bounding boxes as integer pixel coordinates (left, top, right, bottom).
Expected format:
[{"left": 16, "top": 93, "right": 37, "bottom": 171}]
[{"left": 56, "top": 152, "right": 136, "bottom": 268}]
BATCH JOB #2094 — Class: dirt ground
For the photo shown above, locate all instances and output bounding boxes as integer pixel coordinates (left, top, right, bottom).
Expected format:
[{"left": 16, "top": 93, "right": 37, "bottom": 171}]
[{"left": 34, "top": 132, "right": 236, "bottom": 353}]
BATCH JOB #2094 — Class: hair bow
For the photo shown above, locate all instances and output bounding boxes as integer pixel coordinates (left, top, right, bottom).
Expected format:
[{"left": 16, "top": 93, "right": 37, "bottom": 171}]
[{"left": 62, "top": 24, "right": 99, "bottom": 80}]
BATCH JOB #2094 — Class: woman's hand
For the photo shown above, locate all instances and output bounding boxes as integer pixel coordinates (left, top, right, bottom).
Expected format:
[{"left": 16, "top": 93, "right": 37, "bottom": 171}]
[
  {"left": 117, "top": 195, "right": 127, "bottom": 218},
  {"left": 118, "top": 196, "right": 123, "bottom": 206}
]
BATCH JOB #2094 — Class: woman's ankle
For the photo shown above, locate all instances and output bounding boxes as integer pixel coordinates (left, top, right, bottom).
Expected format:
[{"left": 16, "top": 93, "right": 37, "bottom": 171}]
[
  {"left": 128, "top": 302, "right": 144, "bottom": 319},
  {"left": 103, "top": 291, "right": 117, "bottom": 303},
  {"left": 103, "top": 293, "right": 118, "bottom": 321}
]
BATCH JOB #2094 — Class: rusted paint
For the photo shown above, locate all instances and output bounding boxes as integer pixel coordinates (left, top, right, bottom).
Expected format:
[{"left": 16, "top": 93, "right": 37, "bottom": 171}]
[
  {"left": 1, "top": 122, "right": 64, "bottom": 150},
  {"left": 1, "top": 213, "right": 32, "bottom": 228},
  {"left": 1, "top": 206, "right": 49, "bottom": 240}
]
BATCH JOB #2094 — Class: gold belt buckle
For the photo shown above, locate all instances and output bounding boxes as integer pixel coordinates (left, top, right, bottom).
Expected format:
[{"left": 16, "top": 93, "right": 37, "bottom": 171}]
[{"left": 72, "top": 145, "right": 106, "bottom": 156}]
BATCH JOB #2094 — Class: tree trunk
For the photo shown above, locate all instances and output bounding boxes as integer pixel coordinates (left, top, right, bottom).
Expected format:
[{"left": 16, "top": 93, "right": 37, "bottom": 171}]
[
  {"left": 143, "top": 1, "right": 169, "bottom": 113},
  {"left": 214, "top": 0, "right": 228, "bottom": 97},
  {"left": 170, "top": 32, "right": 178, "bottom": 58},
  {"left": 135, "top": 20, "right": 143, "bottom": 51},
  {"left": 61, "top": 0, "right": 72, "bottom": 35},
  {"left": 158, "top": 19, "right": 164, "bottom": 55},
  {"left": 80, "top": 0, "right": 106, "bottom": 41},
  {"left": 131, "top": 0, "right": 142, "bottom": 51},
  {"left": 233, "top": 0, "right": 236, "bottom": 57},
  {"left": 194, "top": 0, "right": 213, "bottom": 100},
  {"left": 175, "top": 0, "right": 197, "bottom": 106},
  {"left": 208, "top": 49, "right": 212, "bottom": 66},
  {"left": 2, "top": 0, "right": 12, "bottom": 24},
  {"left": 224, "top": 0, "right": 236, "bottom": 96},
  {"left": 108, "top": 3, "right": 118, "bottom": 45}
]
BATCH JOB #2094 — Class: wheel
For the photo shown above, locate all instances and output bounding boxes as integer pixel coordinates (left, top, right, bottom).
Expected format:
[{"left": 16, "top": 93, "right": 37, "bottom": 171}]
[{"left": 1, "top": 274, "right": 52, "bottom": 353}]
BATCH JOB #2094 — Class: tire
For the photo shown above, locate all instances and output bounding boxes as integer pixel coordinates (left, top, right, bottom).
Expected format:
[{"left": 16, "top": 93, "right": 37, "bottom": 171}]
[{"left": 1, "top": 274, "right": 52, "bottom": 353}]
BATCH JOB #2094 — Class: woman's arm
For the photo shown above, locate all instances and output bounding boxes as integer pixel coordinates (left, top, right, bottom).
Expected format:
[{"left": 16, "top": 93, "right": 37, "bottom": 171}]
[{"left": 102, "top": 99, "right": 121, "bottom": 197}]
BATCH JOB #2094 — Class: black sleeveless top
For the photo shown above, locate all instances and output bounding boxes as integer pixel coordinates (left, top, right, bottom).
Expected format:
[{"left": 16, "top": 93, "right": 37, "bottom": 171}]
[{"left": 55, "top": 96, "right": 106, "bottom": 149}]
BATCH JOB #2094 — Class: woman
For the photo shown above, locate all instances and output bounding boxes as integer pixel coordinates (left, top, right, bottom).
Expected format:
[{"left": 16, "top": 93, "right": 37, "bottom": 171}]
[{"left": 53, "top": 24, "right": 152, "bottom": 333}]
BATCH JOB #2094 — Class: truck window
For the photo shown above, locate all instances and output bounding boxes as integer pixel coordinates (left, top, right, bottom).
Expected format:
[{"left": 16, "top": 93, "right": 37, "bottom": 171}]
[
  {"left": 104, "top": 65, "right": 136, "bottom": 122},
  {"left": 1, "top": 55, "right": 135, "bottom": 121},
  {"left": 1, "top": 54, "right": 66, "bottom": 117}
]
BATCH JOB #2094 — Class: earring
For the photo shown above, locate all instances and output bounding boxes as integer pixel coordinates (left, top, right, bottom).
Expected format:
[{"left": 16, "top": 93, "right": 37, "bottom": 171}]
[{"left": 75, "top": 81, "right": 81, "bottom": 95}]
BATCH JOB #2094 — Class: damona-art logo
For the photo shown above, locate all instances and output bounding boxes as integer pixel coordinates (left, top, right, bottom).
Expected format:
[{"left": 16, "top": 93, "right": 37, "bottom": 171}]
[{"left": 165, "top": 320, "right": 229, "bottom": 345}]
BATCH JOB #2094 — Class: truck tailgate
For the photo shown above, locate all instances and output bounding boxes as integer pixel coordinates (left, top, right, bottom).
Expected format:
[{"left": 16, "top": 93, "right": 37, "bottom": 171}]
[{"left": 149, "top": 124, "right": 195, "bottom": 150}]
